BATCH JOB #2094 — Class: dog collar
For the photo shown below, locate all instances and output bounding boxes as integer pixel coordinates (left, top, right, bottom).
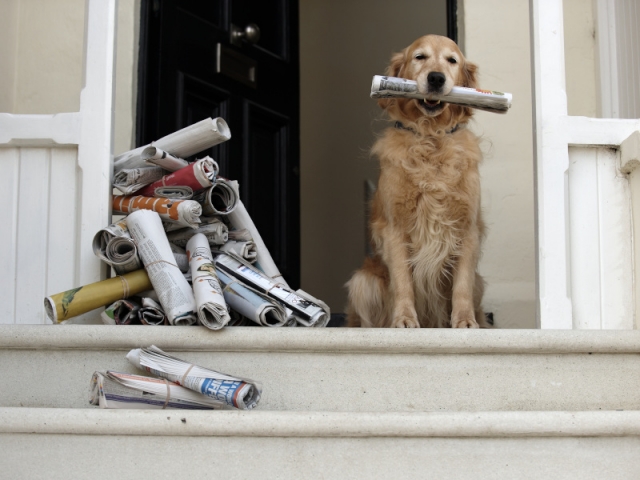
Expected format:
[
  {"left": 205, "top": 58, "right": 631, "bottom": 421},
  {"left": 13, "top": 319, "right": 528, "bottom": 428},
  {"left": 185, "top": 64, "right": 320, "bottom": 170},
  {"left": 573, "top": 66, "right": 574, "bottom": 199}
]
[{"left": 394, "top": 121, "right": 466, "bottom": 135}]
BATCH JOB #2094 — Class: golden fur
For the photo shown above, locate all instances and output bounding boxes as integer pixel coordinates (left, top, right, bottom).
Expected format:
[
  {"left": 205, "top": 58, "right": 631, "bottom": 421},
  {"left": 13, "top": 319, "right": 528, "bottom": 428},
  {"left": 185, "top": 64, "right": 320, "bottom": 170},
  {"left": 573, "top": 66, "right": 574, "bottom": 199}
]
[{"left": 346, "top": 35, "right": 489, "bottom": 328}]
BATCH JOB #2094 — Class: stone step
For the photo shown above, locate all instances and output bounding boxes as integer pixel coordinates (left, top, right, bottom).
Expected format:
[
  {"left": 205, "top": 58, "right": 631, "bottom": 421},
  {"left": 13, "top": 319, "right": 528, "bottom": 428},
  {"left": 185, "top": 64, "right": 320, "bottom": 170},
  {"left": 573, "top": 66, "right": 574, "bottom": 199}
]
[
  {"left": 2, "top": 326, "right": 640, "bottom": 412},
  {"left": 1, "top": 408, "right": 639, "bottom": 478}
]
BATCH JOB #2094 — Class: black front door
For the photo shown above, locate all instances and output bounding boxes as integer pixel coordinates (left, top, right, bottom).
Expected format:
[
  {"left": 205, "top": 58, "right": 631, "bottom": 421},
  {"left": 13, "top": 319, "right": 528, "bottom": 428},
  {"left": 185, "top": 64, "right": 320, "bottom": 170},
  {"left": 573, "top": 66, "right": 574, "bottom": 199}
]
[{"left": 137, "top": 0, "right": 300, "bottom": 288}]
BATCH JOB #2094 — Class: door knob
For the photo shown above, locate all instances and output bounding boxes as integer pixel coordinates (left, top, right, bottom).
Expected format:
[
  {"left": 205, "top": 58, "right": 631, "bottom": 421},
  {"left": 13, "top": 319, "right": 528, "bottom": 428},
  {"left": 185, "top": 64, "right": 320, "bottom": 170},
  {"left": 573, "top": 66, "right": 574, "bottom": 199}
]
[{"left": 231, "top": 23, "right": 261, "bottom": 46}]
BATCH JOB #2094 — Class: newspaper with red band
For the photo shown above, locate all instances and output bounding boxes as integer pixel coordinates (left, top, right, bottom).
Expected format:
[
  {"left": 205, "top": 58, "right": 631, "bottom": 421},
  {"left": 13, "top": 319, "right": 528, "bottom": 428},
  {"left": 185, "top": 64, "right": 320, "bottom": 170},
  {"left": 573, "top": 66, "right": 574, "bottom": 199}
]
[{"left": 136, "top": 156, "right": 219, "bottom": 197}]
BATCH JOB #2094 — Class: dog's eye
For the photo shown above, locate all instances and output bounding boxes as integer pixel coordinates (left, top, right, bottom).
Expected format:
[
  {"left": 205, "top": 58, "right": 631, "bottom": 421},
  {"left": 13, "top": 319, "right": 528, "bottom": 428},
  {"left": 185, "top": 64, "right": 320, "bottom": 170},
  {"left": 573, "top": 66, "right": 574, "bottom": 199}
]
[
  {"left": 414, "top": 54, "right": 426, "bottom": 60},
  {"left": 447, "top": 57, "right": 458, "bottom": 64}
]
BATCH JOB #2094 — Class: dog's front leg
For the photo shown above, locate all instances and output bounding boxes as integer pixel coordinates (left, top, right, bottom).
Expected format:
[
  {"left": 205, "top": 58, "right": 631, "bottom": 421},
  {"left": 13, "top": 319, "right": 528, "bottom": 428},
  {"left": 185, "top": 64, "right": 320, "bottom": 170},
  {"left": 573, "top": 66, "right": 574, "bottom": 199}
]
[
  {"left": 450, "top": 222, "right": 481, "bottom": 329},
  {"left": 380, "top": 225, "right": 420, "bottom": 328}
]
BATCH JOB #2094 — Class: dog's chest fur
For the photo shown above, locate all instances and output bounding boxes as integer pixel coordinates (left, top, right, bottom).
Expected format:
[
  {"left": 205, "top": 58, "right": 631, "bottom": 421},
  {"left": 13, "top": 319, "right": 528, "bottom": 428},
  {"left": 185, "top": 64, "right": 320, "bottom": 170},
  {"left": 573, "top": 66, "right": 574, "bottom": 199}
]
[{"left": 374, "top": 128, "right": 482, "bottom": 269}]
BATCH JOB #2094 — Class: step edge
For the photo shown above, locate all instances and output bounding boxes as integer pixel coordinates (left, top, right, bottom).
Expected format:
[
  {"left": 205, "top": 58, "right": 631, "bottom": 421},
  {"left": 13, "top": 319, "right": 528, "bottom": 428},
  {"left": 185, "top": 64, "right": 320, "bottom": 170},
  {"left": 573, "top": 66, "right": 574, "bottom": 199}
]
[
  {"left": 2, "top": 326, "right": 640, "bottom": 354},
  {"left": 2, "top": 408, "right": 639, "bottom": 438}
]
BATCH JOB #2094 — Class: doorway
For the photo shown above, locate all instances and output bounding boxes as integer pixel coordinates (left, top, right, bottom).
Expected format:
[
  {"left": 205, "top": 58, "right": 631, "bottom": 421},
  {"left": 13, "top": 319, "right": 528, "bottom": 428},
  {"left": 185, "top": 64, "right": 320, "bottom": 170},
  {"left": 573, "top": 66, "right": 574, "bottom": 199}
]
[
  {"left": 136, "top": 0, "right": 454, "bottom": 307},
  {"left": 136, "top": 0, "right": 301, "bottom": 288}
]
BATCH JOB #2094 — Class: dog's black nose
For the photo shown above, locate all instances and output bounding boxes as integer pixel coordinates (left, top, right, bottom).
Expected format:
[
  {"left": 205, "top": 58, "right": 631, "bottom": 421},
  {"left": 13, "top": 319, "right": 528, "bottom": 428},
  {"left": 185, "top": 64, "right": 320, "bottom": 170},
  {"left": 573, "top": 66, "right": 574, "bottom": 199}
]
[{"left": 427, "top": 72, "right": 446, "bottom": 89}]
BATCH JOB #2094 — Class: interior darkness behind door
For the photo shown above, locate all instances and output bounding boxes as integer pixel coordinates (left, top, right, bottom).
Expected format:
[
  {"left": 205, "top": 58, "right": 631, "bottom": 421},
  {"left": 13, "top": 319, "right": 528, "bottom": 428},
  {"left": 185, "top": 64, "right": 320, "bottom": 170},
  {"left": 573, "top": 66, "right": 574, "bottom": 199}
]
[{"left": 137, "top": 0, "right": 300, "bottom": 288}]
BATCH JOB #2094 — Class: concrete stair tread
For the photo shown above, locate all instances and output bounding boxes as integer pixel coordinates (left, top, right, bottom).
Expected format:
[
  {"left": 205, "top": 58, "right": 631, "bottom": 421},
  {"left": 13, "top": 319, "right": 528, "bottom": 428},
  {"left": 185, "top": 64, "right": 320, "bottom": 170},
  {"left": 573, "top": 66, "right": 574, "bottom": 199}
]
[{"left": 2, "top": 407, "right": 640, "bottom": 437}]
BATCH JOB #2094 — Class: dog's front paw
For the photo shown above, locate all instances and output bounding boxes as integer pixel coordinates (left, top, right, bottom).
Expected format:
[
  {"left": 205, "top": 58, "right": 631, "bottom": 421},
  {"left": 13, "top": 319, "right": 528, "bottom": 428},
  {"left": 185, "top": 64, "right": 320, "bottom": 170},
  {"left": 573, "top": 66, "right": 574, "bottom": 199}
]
[
  {"left": 451, "top": 310, "right": 479, "bottom": 329},
  {"left": 391, "top": 313, "right": 420, "bottom": 328}
]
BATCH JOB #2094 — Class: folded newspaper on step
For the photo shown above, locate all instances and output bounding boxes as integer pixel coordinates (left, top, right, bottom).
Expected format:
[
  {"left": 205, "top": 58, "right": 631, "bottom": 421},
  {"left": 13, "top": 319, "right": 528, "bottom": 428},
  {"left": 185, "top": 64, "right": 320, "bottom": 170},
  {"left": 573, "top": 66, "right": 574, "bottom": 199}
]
[
  {"left": 127, "top": 346, "right": 261, "bottom": 410},
  {"left": 90, "top": 371, "right": 226, "bottom": 410}
]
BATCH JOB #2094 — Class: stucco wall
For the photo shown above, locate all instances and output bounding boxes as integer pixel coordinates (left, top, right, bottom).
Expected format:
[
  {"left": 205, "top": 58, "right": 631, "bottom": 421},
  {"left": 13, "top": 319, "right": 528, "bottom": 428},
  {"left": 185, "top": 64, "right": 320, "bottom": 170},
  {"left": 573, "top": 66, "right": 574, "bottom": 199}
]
[
  {"left": 0, "top": 0, "right": 138, "bottom": 156},
  {"left": 563, "top": 0, "right": 598, "bottom": 117},
  {"left": 459, "top": 0, "right": 536, "bottom": 328}
]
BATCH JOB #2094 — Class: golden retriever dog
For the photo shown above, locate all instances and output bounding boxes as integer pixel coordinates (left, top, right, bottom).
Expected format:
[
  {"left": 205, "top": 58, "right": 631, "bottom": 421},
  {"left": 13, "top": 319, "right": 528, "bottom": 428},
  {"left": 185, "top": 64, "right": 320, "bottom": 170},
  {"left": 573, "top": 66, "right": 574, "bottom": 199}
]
[{"left": 346, "top": 34, "right": 489, "bottom": 329}]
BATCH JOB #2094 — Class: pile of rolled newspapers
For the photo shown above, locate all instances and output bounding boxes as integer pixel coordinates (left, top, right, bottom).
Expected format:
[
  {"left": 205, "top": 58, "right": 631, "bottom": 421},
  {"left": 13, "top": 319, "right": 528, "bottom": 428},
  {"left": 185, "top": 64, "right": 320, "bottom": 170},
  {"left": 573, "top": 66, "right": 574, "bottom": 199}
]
[
  {"left": 370, "top": 75, "right": 512, "bottom": 114},
  {"left": 44, "top": 117, "right": 330, "bottom": 329},
  {"left": 91, "top": 345, "right": 261, "bottom": 410}
]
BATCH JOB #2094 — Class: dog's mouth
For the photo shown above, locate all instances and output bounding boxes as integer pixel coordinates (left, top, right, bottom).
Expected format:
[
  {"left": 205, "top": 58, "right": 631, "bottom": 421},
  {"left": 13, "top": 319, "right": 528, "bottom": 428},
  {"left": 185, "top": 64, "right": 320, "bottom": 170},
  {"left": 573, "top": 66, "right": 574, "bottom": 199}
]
[{"left": 418, "top": 98, "right": 446, "bottom": 115}]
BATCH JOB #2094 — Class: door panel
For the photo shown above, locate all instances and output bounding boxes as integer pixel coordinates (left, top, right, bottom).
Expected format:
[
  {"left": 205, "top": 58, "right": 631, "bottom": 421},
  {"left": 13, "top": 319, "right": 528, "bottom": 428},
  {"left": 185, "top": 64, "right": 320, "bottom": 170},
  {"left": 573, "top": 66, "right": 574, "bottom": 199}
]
[{"left": 137, "top": 0, "right": 300, "bottom": 287}]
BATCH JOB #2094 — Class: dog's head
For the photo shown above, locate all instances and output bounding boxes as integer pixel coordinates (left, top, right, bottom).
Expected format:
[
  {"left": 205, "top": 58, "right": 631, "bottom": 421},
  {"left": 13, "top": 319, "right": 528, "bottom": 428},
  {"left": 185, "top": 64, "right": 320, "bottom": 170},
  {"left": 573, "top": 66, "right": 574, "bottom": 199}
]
[{"left": 379, "top": 35, "right": 477, "bottom": 126}]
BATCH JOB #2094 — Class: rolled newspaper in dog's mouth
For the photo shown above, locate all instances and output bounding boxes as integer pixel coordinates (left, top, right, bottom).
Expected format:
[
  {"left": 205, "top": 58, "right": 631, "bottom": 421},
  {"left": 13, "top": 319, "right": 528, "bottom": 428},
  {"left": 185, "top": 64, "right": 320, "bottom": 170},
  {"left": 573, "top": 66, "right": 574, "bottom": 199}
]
[{"left": 370, "top": 75, "right": 512, "bottom": 114}]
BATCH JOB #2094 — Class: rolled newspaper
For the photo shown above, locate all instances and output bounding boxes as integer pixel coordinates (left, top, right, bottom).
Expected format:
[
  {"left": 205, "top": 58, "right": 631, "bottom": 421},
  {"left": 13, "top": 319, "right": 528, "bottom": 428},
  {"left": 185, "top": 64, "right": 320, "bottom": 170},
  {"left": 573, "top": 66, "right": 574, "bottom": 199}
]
[
  {"left": 216, "top": 267, "right": 287, "bottom": 327},
  {"left": 127, "top": 346, "right": 262, "bottom": 410},
  {"left": 90, "top": 371, "right": 225, "bottom": 410},
  {"left": 136, "top": 156, "right": 219, "bottom": 197},
  {"left": 45, "top": 269, "right": 152, "bottom": 323},
  {"left": 113, "top": 166, "right": 166, "bottom": 195},
  {"left": 113, "top": 117, "right": 231, "bottom": 172},
  {"left": 138, "top": 297, "right": 167, "bottom": 326},
  {"left": 215, "top": 252, "right": 329, "bottom": 327},
  {"left": 192, "top": 177, "right": 239, "bottom": 216},
  {"left": 370, "top": 75, "right": 512, "bottom": 114},
  {"left": 154, "top": 186, "right": 194, "bottom": 199},
  {"left": 167, "top": 217, "right": 228, "bottom": 248},
  {"left": 186, "top": 233, "right": 231, "bottom": 330},
  {"left": 227, "top": 193, "right": 288, "bottom": 286},
  {"left": 92, "top": 218, "right": 143, "bottom": 275},
  {"left": 126, "top": 210, "right": 197, "bottom": 326},
  {"left": 141, "top": 147, "right": 189, "bottom": 172},
  {"left": 113, "top": 195, "right": 202, "bottom": 229},
  {"left": 220, "top": 240, "right": 258, "bottom": 263},
  {"left": 101, "top": 298, "right": 141, "bottom": 325},
  {"left": 228, "top": 228, "right": 253, "bottom": 242},
  {"left": 169, "top": 243, "right": 190, "bottom": 272}
]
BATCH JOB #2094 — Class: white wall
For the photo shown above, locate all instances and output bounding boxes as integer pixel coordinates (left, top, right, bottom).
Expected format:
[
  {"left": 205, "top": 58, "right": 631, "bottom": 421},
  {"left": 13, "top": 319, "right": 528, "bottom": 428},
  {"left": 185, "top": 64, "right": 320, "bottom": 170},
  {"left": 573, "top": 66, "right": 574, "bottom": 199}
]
[
  {"left": 462, "top": 0, "right": 536, "bottom": 328},
  {"left": 563, "top": 0, "right": 598, "bottom": 118},
  {"left": 0, "top": 0, "right": 19, "bottom": 112}
]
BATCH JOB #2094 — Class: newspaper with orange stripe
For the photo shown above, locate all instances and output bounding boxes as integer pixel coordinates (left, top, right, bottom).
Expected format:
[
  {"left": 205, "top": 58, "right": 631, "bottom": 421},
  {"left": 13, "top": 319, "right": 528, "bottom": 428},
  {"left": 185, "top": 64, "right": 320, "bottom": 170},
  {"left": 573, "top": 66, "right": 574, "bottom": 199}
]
[{"left": 113, "top": 195, "right": 202, "bottom": 229}]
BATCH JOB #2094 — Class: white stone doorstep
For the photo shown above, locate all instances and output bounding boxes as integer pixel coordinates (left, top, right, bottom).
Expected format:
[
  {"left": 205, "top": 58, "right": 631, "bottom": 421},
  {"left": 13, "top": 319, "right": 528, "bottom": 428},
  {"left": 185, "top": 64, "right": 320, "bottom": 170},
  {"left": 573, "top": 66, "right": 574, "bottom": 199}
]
[
  {"left": 2, "top": 325, "right": 640, "bottom": 354},
  {"left": 1, "top": 409, "right": 640, "bottom": 438}
]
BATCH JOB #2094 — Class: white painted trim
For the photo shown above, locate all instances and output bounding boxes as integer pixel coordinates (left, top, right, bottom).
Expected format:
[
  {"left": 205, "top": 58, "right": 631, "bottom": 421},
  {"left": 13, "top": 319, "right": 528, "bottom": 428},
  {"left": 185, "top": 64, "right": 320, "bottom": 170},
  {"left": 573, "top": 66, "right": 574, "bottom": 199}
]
[
  {"left": 531, "top": 0, "right": 637, "bottom": 329},
  {"left": 3, "top": 326, "right": 640, "bottom": 353},
  {"left": 564, "top": 117, "right": 640, "bottom": 146},
  {"left": 594, "top": 0, "right": 619, "bottom": 118},
  {"left": 530, "top": 0, "right": 572, "bottom": 328},
  {"left": 0, "top": 0, "right": 116, "bottom": 324},
  {"left": 0, "top": 113, "right": 82, "bottom": 146},
  {"left": 76, "top": 0, "right": 117, "bottom": 287},
  {"left": 1, "top": 408, "right": 639, "bottom": 437}
]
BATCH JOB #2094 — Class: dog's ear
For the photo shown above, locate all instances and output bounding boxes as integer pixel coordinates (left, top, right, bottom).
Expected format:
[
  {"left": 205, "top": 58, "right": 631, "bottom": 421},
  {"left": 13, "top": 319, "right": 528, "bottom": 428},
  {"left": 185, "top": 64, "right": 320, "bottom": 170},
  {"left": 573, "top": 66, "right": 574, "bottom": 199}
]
[
  {"left": 386, "top": 51, "right": 406, "bottom": 78},
  {"left": 378, "top": 51, "right": 406, "bottom": 110},
  {"left": 460, "top": 60, "right": 478, "bottom": 89}
]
